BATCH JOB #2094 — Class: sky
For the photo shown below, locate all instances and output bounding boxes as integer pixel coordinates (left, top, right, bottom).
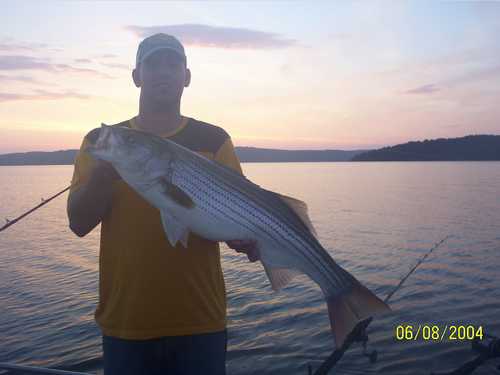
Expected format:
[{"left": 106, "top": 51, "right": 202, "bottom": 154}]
[{"left": 0, "top": 1, "right": 499, "bottom": 153}]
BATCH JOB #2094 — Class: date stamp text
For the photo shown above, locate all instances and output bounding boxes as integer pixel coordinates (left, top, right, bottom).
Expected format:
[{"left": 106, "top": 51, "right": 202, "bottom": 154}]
[{"left": 395, "top": 324, "right": 484, "bottom": 342}]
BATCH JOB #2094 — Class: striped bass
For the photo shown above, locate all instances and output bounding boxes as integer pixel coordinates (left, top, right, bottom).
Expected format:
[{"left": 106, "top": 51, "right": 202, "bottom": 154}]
[{"left": 87, "top": 124, "right": 390, "bottom": 347}]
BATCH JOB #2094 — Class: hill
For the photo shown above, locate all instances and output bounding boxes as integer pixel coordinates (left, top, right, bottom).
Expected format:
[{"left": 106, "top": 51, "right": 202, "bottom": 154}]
[
  {"left": 352, "top": 135, "right": 500, "bottom": 161},
  {"left": 235, "top": 147, "right": 364, "bottom": 162},
  {"left": 0, "top": 150, "right": 78, "bottom": 165}
]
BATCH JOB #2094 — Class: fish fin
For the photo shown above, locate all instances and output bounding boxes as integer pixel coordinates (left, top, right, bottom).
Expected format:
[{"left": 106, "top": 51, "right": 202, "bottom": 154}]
[
  {"left": 271, "top": 192, "right": 318, "bottom": 237},
  {"left": 160, "top": 179, "right": 195, "bottom": 209},
  {"left": 327, "top": 282, "right": 391, "bottom": 347},
  {"left": 261, "top": 261, "right": 300, "bottom": 291},
  {"left": 159, "top": 210, "right": 190, "bottom": 248}
]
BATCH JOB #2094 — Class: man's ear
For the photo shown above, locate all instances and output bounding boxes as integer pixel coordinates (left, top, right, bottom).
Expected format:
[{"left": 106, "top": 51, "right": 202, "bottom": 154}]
[
  {"left": 132, "top": 68, "right": 141, "bottom": 88},
  {"left": 185, "top": 68, "right": 191, "bottom": 88}
]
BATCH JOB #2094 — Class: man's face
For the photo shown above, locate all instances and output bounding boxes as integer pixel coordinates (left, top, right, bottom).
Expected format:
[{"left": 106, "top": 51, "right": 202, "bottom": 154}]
[{"left": 133, "top": 49, "right": 190, "bottom": 107}]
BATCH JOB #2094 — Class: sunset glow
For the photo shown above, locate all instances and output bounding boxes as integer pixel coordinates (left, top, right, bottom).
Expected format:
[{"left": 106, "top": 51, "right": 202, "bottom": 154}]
[{"left": 1, "top": 1, "right": 499, "bottom": 153}]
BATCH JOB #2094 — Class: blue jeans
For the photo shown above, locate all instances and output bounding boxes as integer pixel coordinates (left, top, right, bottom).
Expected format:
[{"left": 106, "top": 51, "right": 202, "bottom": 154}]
[{"left": 102, "top": 330, "right": 227, "bottom": 375}]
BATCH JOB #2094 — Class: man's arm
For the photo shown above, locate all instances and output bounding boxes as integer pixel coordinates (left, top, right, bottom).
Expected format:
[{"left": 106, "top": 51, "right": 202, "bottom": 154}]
[
  {"left": 67, "top": 131, "right": 120, "bottom": 237},
  {"left": 67, "top": 161, "right": 119, "bottom": 237}
]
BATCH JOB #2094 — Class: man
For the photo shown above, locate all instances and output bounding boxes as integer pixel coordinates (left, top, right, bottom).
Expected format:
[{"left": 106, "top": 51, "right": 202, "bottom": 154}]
[{"left": 67, "top": 33, "right": 259, "bottom": 375}]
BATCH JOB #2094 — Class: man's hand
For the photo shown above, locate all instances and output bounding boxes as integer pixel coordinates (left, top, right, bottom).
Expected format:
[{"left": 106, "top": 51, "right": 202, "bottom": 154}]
[{"left": 226, "top": 239, "right": 260, "bottom": 262}]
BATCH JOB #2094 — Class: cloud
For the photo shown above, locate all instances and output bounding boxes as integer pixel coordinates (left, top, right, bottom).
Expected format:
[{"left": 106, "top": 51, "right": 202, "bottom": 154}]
[
  {"left": 403, "top": 65, "right": 500, "bottom": 99},
  {"left": 96, "top": 53, "right": 118, "bottom": 59},
  {"left": 0, "top": 55, "right": 53, "bottom": 70},
  {"left": 0, "top": 55, "right": 114, "bottom": 78},
  {"left": 328, "top": 33, "right": 351, "bottom": 40},
  {"left": 0, "top": 74, "right": 39, "bottom": 83},
  {"left": 0, "top": 41, "right": 49, "bottom": 52},
  {"left": 402, "top": 65, "right": 500, "bottom": 97},
  {"left": 72, "top": 57, "right": 131, "bottom": 71},
  {"left": 125, "top": 24, "right": 297, "bottom": 49},
  {"left": 0, "top": 39, "right": 62, "bottom": 53},
  {"left": 74, "top": 58, "right": 93, "bottom": 64},
  {"left": 445, "top": 65, "right": 500, "bottom": 86},
  {"left": 0, "top": 89, "right": 90, "bottom": 103},
  {"left": 99, "top": 62, "right": 130, "bottom": 70},
  {"left": 404, "top": 84, "right": 440, "bottom": 95},
  {"left": 54, "top": 63, "right": 114, "bottom": 78}
]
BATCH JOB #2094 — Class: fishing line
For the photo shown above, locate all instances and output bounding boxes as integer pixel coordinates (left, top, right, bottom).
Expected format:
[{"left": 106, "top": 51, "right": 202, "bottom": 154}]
[
  {"left": 311, "top": 234, "right": 452, "bottom": 375},
  {"left": 384, "top": 235, "right": 451, "bottom": 304}
]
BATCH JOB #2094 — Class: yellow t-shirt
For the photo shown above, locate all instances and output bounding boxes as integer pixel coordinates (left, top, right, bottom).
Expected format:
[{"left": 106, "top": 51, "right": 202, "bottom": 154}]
[{"left": 68, "top": 117, "right": 243, "bottom": 339}]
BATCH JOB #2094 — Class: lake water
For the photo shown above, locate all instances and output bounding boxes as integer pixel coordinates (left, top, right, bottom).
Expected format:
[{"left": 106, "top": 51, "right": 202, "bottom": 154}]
[{"left": 0, "top": 162, "right": 499, "bottom": 374}]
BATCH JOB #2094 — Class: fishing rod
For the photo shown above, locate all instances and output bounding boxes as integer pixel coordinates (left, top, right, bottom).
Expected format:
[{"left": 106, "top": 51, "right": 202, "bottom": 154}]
[
  {"left": 430, "top": 334, "right": 500, "bottom": 375},
  {"left": 309, "top": 235, "right": 452, "bottom": 375},
  {"left": 0, "top": 362, "right": 91, "bottom": 374},
  {"left": 0, "top": 185, "right": 71, "bottom": 233}
]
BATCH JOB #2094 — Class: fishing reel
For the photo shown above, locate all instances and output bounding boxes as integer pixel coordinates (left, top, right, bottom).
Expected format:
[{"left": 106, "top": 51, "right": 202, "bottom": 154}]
[
  {"left": 356, "top": 326, "right": 378, "bottom": 364},
  {"left": 431, "top": 334, "right": 500, "bottom": 375},
  {"left": 472, "top": 334, "right": 500, "bottom": 371},
  {"left": 472, "top": 334, "right": 500, "bottom": 355}
]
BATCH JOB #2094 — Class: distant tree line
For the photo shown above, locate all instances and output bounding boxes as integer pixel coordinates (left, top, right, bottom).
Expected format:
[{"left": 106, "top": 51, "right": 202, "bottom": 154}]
[
  {"left": 352, "top": 135, "right": 500, "bottom": 161},
  {"left": 0, "top": 150, "right": 78, "bottom": 165}
]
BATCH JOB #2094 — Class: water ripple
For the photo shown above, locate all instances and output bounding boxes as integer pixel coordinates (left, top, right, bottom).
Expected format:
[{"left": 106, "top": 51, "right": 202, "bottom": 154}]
[{"left": 1, "top": 163, "right": 499, "bottom": 375}]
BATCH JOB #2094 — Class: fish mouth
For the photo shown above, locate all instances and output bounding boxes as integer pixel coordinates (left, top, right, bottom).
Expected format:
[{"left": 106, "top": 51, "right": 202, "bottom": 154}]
[
  {"left": 86, "top": 124, "right": 112, "bottom": 158},
  {"left": 95, "top": 124, "right": 112, "bottom": 149}
]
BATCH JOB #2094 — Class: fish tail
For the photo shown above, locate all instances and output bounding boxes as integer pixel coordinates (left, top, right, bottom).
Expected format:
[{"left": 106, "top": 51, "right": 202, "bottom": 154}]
[{"left": 326, "top": 282, "right": 390, "bottom": 347}]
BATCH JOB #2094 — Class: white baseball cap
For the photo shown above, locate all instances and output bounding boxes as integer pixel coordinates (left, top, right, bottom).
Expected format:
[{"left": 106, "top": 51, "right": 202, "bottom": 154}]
[{"left": 135, "top": 33, "right": 186, "bottom": 67}]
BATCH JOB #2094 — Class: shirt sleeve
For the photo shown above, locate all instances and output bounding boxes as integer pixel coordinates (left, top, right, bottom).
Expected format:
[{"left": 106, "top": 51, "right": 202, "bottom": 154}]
[
  {"left": 214, "top": 137, "right": 243, "bottom": 176},
  {"left": 69, "top": 136, "right": 97, "bottom": 195}
]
